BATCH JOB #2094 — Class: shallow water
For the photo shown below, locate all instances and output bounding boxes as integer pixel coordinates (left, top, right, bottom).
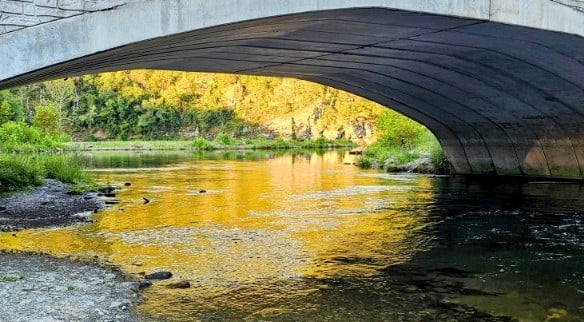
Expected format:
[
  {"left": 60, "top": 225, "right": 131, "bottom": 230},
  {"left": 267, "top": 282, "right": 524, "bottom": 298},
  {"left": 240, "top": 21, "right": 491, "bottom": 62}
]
[{"left": 1, "top": 150, "right": 583, "bottom": 321}]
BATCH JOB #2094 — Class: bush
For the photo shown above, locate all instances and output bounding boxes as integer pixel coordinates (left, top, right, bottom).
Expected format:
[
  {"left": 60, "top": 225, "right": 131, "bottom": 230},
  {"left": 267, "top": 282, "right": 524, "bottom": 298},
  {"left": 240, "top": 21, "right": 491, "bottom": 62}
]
[
  {"left": 192, "top": 137, "right": 214, "bottom": 150},
  {"left": 215, "top": 132, "right": 234, "bottom": 145},
  {"left": 0, "top": 122, "right": 63, "bottom": 152},
  {"left": 376, "top": 110, "right": 427, "bottom": 149}
]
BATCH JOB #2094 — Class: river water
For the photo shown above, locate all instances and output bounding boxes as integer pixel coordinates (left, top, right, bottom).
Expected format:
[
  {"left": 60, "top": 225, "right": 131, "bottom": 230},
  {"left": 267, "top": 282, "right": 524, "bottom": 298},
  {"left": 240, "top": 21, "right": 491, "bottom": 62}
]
[{"left": 1, "top": 150, "right": 583, "bottom": 321}]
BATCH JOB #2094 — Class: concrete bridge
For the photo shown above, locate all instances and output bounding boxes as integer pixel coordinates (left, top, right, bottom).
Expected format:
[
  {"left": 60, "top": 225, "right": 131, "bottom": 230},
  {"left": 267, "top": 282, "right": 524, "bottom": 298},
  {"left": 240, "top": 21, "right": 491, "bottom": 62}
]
[{"left": 1, "top": 0, "right": 584, "bottom": 179}]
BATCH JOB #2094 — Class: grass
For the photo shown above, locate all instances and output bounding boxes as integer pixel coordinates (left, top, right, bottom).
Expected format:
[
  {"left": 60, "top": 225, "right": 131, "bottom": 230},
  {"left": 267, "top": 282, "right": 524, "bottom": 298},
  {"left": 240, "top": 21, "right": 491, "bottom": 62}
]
[
  {"left": 0, "top": 154, "right": 97, "bottom": 194},
  {"left": 0, "top": 155, "right": 45, "bottom": 192},
  {"left": 64, "top": 137, "right": 356, "bottom": 151},
  {"left": 1, "top": 275, "right": 24, "bottom": 282}
]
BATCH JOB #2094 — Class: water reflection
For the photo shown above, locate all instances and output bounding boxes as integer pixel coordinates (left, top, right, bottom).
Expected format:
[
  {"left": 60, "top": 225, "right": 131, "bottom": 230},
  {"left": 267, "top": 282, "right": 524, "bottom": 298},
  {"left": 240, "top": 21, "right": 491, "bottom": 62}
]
[{"left": 0, "top": 152, "right": 583, "bottom": 321}]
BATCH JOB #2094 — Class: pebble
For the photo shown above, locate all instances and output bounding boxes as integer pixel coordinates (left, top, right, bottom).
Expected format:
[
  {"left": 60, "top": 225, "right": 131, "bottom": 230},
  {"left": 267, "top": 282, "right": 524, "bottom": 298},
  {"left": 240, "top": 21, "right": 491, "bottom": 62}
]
[{"left": 0, "top": 253, "right": 140, "bottom": 322}]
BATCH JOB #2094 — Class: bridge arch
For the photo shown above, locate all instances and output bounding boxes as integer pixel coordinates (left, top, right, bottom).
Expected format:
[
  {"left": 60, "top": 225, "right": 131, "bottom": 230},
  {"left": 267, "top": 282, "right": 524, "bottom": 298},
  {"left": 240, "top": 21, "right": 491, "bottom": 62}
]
[{"left": 1, "top": 0, "right": 584, "bottom": 179}]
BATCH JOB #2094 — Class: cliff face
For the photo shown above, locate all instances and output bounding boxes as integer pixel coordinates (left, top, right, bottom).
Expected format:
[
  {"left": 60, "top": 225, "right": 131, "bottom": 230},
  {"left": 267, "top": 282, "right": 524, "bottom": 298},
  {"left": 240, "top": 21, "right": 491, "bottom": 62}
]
[{"left": 82, "top": 71, "right": 387, "bottom": 143}]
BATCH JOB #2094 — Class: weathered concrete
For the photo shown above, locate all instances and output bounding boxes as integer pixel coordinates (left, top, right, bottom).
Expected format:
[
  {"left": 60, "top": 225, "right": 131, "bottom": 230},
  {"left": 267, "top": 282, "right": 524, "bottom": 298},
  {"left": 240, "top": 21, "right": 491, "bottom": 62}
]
[{"left": 1, "top": 0, "right": 584, "bottom": 179}]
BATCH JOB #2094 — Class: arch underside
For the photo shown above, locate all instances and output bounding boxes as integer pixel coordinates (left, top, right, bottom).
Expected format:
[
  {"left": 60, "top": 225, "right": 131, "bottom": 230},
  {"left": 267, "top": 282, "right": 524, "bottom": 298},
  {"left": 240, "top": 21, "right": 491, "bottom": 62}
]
[{"left": 2, "top": 8, "right": 584, "bottom": 179}]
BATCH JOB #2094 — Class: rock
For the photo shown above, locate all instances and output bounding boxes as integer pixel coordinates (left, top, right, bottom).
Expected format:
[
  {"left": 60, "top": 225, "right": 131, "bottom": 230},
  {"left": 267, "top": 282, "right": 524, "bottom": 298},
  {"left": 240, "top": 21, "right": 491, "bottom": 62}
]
[
  {"left": 98, "top": 186, "right": 116, "bottom": 194},
  {"left": 0, "top": 206, "right": 6, "bottom": 212},
  {"left": 138, "top": 280, "right": 152, "bottom": 289},
  {"left": 145, "top": 271, "right": 173, "bottom": 280},
  {"left": 124, "top": 183, "right": 132, "bottom": 186},
  {"left": 166, "top": 280, "right": 191, "bottom": 289}
]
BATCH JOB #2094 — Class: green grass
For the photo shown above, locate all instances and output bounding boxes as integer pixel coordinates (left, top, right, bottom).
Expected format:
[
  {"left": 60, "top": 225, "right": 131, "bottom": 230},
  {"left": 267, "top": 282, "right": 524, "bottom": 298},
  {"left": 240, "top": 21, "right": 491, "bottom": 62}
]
[
  {"left": 65, "top": 138, "right": 355, "bottom": 151},
  {"left": 1, "top": 275, "right": 24, "bottom": 282},
  {"left": 0, "top": 155, "right": 45, "bottom": 192},
  {"left": 0, "top": 154, "right": 97, "bottom": 194},
  {"left": 64, "top": 140, "right": 196, "bottom": 151}
]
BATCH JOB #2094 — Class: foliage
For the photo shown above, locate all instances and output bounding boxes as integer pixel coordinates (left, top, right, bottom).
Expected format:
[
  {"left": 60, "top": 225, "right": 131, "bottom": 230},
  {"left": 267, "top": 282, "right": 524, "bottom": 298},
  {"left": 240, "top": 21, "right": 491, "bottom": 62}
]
[
  {"left": 0, "top": 90, "right": 24, "bottom": 125},
  {"left": 32, "top": 104, "right": 61, "bottom": 135},
  {"left": 42, "top": 154, "right": 91, "bottom": 185},
  {"left": 192, "top": 138, "right": 215, "bottom": 150},
  {"left": 0, "top": 155, "right": 45, "bottom": 192},
  {"left": 357, "top": 125, "right": 449, "bottom": 174},
  {"left": 0, "top": 122, "right": 63, "bottom": 152},
  {"left": 215, "top": 132, "right": 233, "bottom": 145},
  {"left": 0, "top": 154, "right": 95, "bottom": 193},
  {"left": 376, "top": 110, "right": 428, "bottom": 149}
]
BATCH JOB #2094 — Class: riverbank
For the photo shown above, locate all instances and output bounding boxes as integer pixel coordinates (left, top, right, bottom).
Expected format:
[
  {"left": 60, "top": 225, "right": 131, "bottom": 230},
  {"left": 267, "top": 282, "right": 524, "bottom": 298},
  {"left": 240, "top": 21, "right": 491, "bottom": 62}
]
[
  {"left": 0, "top": 180, "right": 141, "bottom": 321},
  {"left": 356, "top": 139, "right": 450, "bottom": 174},
  {"left": 64, "top": 138, "right": 355, "bottom": 151},
  {"left": 0, "top": 179, "right": 103, "bottom": 232},
  {"left": 0, "top": 252, "right": 141, "bottom": 322}
]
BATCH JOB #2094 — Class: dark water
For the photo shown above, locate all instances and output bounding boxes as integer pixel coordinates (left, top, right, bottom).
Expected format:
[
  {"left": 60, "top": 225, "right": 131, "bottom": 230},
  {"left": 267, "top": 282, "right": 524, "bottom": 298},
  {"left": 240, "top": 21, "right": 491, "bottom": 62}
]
[{"left": 1, "top": 150, "right": 583, "bottom": 321}]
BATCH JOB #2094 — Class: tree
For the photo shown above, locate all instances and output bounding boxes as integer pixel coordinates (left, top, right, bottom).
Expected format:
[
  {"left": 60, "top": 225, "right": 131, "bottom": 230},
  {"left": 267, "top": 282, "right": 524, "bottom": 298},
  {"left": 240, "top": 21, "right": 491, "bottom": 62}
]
[
  {"left": 0, "top": 100, "right": 14, "bottom": 125},
  {"left": 0, "top": 90, "right": 24, "bottom": 124},
  {"left": 32, "top": 104, "right": 60, "bottom": 135}
]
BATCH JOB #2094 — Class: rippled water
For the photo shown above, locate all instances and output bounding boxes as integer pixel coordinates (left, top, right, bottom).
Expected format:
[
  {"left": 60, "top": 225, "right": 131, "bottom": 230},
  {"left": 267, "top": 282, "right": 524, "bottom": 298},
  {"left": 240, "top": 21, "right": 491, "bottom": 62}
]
[{"left": 1, "top": 150, "right": 583, "bottom": 321}]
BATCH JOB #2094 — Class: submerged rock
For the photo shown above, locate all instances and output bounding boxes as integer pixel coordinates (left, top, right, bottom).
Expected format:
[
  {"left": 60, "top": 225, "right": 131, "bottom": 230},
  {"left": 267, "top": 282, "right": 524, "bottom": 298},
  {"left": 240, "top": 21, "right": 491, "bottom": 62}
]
[
  {"left": 166, "top": 280, "right": 191, "bottom": 289},
  {"left": 145, "top": 271, "right": 173, "bottom": 280},
  {"left": 139, "top": 280, "right": 152, "bottom": 289}
]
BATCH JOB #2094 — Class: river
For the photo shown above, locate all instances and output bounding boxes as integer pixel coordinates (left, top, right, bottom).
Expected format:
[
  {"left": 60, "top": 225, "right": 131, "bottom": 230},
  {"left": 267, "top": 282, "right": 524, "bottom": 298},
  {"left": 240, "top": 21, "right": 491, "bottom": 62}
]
[{"left": 1, "top": 150, "right": 583, "bottom": 321}]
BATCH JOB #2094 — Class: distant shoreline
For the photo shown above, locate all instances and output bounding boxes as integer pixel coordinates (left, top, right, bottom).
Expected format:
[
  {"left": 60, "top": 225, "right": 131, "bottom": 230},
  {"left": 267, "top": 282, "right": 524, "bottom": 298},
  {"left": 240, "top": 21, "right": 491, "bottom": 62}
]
[{"left": 63, "top": 138, "right": 356, "bottom": 152}]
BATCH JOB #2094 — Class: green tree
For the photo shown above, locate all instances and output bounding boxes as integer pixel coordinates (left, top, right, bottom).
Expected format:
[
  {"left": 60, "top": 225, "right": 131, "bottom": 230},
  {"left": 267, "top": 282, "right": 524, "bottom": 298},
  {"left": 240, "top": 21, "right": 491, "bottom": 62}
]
[
  {"left": 33, "top": 104, "right": 60, "bottom": 135},
  {"left": 0, "top": 90, "right": 24, "bottom": 124},
  {"left": 0, "top": 100, "right": 13, "bottom": 125}
]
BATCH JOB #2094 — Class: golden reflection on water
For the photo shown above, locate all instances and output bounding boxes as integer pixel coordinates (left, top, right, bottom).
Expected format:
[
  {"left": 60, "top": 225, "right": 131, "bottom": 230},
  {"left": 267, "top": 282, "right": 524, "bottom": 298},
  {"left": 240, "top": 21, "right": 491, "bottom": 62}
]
[{"left": 0, "top": 151, "right": 436, "bottom": 319}]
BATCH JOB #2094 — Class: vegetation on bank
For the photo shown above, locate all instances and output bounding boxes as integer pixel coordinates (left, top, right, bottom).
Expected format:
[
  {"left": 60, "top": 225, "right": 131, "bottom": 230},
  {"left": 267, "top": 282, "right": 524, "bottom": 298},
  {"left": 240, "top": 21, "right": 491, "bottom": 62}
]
[
  {"left": 9, "top": 72, "right": 385, "bottom": 143},
  {"left": 355, "top": 110, "right": 450, "bottom": 174},
  {"left": 65, "top": 137, "right": 354, "bottom": 151},
  {"left": 0, "top": 154, "right": 95, "bottom": 194}
]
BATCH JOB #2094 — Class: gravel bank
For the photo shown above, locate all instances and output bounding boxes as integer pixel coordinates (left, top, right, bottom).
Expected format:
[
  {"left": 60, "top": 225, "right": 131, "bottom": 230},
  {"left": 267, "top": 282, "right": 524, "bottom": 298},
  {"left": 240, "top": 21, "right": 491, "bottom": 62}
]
[
  {"left": 0, "top": 180, "right": 104, "bottom": 232},
  {"left": 0, "top": 181, "right": 141, "bottom": 321},
  {"left": 0, "top": 252, "right": 140, "bottom": 322}
]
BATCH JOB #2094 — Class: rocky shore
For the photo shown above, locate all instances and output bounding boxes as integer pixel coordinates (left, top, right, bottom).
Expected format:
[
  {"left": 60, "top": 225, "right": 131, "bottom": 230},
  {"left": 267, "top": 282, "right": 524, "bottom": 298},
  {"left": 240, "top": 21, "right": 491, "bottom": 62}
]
[
  {"left": 0, "top": 179, "right": 104, "bottom": 232},
  {"left": 0, "top": 252, "right": 141, "bottom": 322},
  {"left": 0, "top": 180, "right": 141, "bottom": 321}
]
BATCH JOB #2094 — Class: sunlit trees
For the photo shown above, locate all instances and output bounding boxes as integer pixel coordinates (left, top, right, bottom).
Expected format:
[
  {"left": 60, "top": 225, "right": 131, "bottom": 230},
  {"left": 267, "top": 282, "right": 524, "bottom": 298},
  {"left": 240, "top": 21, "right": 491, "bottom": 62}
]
[{"left": 32, "top": 104, "right": 61, "bottom": 135}]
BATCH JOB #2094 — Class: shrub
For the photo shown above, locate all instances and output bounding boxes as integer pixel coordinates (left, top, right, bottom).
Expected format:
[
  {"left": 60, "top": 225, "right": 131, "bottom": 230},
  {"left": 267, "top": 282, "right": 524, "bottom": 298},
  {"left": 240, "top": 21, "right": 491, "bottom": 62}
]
[
  {"left": 192, "top": 137, "right": 214, "bottom": 150},
  {"left": 215, "top": 132, "right": 234, "bottom": 145},
  {"left": 0, "top": 122, "right": 63, "bottom": 152}
]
